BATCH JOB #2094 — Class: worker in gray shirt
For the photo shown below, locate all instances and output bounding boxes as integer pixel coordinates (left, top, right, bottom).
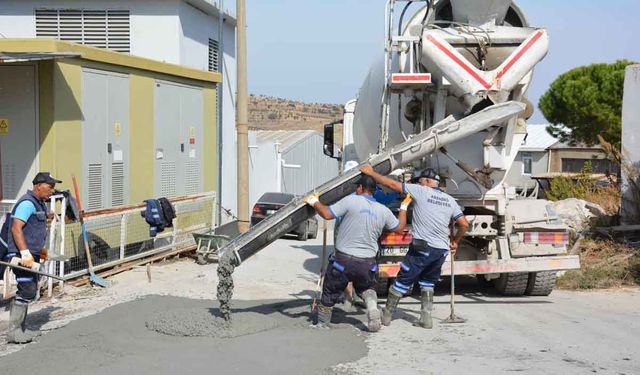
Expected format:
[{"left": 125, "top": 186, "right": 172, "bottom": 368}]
[
  {"left": 361, "top": 165, "right": 469, "bottom": 329},
  {"left": 304, "top": 175, "right": 411, "bottom": 332}
]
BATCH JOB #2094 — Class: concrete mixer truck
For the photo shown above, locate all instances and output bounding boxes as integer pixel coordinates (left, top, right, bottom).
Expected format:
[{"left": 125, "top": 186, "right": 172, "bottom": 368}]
[
  {"left": 217, "top": 0, "right": 579, "bottom": 298},
  {"left": 321, "top": 0, "right": 580, "bottom": 296}
]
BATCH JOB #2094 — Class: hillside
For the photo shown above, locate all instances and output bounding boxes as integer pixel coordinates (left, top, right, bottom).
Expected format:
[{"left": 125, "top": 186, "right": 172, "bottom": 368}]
[{"left": 248, "top": 94, "right": 344, "bottom": 134}]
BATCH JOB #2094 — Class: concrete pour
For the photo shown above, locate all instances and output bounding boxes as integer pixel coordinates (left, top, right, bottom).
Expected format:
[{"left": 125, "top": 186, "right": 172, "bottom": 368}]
[
  {"left": 216, "top": 255, "right": 236, "bottom": 321},
  {"left": 0, "top": 295, "right": 368, "bottom": 375},
  {"left": 146, "top": 308, "right": 279, "bottom": 338}
]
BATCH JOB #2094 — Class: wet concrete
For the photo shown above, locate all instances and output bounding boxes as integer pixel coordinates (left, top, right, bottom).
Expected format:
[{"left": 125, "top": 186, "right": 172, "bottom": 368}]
[
  {"left": 0, "top": 295, "right": 368, "bottom": 375},
  {"left": 146, "top": 309, "right": 279, "bottom": 338},
  {"left": 216, "top": 255, "right": 236, "bottom": 321}
]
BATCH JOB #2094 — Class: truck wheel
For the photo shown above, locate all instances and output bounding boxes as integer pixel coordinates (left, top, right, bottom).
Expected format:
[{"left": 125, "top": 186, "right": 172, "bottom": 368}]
[
  {"left": 375, "top": 278, "right": 389, "bottom": 297},
  {"left": 297, "top": 223, "right": 308, "bottom": 241},
  {"left": 525, "top": 271, "right": 557, "bottom": 296},
  {"left": 196, "top": 253, "right": 207, "bottom": 265},
  {"left": 476, "top": 274, "right": 492, "bottom": 288},
  {"left": 493, "top": 273, "right": 528, "bottom": 296}
]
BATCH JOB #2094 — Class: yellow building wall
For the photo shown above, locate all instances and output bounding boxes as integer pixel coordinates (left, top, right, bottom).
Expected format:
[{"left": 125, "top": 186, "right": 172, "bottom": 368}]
[
  {"left": 203, "top": 87, "right": 218, "bottom": 193},
  {"left": 37, "top": 61, "right": 83, "bottom": 194},
  {"left": 36, "top": 57, "right": 218, "bottom": 207},
  {"left": 129, "top": 75, "right": 155, "bottom": 202},
  {"left": 37, "top": 61, "right": 55, "bottom": 175}
]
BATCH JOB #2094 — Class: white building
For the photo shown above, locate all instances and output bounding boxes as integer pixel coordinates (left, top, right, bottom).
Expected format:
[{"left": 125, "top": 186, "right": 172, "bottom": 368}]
[
  {"left": 248, "top": 130, "right": 340, "bottom": 209},
  {"left": 505, "top": 125, "right": 558, "bottom": 191},
  {"left": 0, "top": 0, "right": 239, "bottom": 221}
]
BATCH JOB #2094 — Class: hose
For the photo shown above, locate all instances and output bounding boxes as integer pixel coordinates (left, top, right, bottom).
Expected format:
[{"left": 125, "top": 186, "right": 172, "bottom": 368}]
[{"left": 398, "top": 1, "right": 414, "bottom": 36}]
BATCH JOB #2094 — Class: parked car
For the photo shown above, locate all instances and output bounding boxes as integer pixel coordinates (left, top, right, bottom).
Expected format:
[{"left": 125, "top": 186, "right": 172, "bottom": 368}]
[{"left": 251, "top": 192, "right": 318, "bottom": 241}]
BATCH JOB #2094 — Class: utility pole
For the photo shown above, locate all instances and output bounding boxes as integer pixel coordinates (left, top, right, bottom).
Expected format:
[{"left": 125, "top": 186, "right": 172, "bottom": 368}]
[
  {"left": 216, "top": 0, "right": 224, "bottom": 226},
  {"left": 236, "top": 0, "right": 250, "bottom": 232}
]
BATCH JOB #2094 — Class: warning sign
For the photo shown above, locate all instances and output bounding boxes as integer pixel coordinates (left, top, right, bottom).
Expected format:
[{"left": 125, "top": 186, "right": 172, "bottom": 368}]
[
  {"left": 0, "top": 118, "right": 8, "bottom": 135},
  {"left": 189, "top": 126, "right": 196, "bottom": 145},
  {"left": 114, "top": 122, "right": 122, "bottom": 138}
]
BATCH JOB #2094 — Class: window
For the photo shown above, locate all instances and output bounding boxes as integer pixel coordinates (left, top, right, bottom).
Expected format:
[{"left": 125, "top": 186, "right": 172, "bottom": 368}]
[
  {"left": 522, "top": 154, "right": 533, "bottom": 175},
  {"left": 561, "top": 158, "right": 619, "bottom": 174},
  {"left": 35, "top": 9, "right": 130, "bottom": 53},
  {"left": 208, "top": 38, "right": 219, "bottom": 72}
]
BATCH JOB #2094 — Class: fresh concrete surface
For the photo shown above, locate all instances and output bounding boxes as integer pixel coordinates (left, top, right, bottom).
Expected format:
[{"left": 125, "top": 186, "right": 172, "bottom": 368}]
[{"left": 0, "top": 228, "right": 638, "bottom": 374}]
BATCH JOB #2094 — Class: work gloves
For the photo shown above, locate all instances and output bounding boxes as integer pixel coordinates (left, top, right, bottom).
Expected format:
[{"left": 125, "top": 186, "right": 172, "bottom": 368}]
[
  {"left": 400, "top": 194, "right": 413, "bottom": 211},
  {"left": 40, "top": 248, "right": 48, "bottom": 262},
  {"left": 304, "top": 193, "right": 320, "bottom": 207},
  {"left": 19, "top": 250, "right": 34, "bottom": 268},
  {"left": 12, "top": 251, "right": 40, "bottom": 271}
]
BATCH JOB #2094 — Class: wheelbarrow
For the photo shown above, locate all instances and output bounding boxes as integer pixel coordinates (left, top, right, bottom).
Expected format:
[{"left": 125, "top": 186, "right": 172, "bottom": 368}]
[{"left": 193, "top": 220, "right": 240, "bottom": 265}]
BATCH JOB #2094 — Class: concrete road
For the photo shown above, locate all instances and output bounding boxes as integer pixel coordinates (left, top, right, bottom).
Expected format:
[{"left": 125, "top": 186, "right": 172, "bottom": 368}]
[{"left": 0, "top": 228, "right": 638, "bottom": 374}]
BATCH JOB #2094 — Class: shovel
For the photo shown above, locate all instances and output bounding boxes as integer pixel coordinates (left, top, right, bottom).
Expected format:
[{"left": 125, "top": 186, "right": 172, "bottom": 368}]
[
  {"left": 442, "top": 252, "right": 466, "bottom": 324},
  {"left": 71, "top": 175, "right": 108, "bottom": 288}
]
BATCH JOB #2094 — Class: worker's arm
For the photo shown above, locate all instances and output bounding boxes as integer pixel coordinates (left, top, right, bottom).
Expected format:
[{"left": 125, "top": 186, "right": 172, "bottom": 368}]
[
  {"left": 390, "top": 194, "right": 412, "bottom": 234},
  {"left": 360, "top": 165, "right": 403, "bottom": 193},
  {"left": 11, "top": 218, "right": 35, "bottom": 267},
  {"left": 449, "top": 216, "right": 469, "bottom": 255},
  {"left": 303, "top": 194, "right": 334, "bottom": 220},
  {"left": 11, "top": 219, "right": 28, "bottom": 251}
]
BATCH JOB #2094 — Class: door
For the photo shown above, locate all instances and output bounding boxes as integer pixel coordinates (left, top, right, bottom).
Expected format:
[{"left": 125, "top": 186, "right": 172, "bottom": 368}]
[
  {"left": 0, "top": 65, "right": 38, "bottom": 201},
  {"left": 154, "top": 81, "right": 203, "bottom": 197},
  {"left": 82, "top": 69, "right": 130, "bottom": 210}
]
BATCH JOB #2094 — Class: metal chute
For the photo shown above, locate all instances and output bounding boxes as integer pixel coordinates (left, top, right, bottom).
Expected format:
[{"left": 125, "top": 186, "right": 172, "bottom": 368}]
[{"left": 218, "top": 101, "right": 525, "bottom": 266}]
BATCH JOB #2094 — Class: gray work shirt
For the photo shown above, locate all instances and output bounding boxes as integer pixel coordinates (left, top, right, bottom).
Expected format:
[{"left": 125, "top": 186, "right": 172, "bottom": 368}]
[
  {"left": 330, "top": 194, "right": 400, "bottom": 258},
  {"left": 403, "top": 183, "right": 464, "bottom": 250}
]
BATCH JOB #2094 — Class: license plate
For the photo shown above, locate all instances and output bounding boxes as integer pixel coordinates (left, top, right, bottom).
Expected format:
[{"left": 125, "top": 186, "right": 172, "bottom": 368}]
[
  {"left": 266, "top": 209, "right": 276, "bottom": 215},
  {"left": 380, "top": 247, "right": 409, "bottom": 257}
]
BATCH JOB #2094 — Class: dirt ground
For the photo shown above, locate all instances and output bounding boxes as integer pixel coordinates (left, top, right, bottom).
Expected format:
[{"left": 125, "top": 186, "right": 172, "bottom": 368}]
[{"left": 0, "top": 229, "right": 638, "bottom": 374}]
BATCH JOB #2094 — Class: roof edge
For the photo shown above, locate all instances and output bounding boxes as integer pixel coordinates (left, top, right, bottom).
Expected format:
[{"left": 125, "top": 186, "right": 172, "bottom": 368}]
[{"left": 0, "top": 39, "right": 222, "bottom": 84}]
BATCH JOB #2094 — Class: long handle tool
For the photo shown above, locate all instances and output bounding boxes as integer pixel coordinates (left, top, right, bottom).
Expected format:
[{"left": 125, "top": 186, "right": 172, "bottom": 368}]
[
  {"left": 71, "top": 175, "right": 108, "bottom": 287},
  {"left": 0, "top": 260, "right": 66, "bottom": 281},
  {"left": 311, "top": 220, "right": 328, "bottom": 314},
  {"left": 442, "top": 253, "right": 466, "bottom": 324}
]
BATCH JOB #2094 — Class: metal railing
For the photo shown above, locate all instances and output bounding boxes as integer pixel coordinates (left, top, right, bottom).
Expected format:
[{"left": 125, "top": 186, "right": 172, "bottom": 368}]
[{"left": 53, "top": 192, "right": 216, "bottom": 281}]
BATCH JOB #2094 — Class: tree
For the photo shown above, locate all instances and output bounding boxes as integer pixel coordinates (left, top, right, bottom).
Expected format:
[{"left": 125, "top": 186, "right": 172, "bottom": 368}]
[{"left": 539, "top": 60, "right": 635, "bottom": 149}]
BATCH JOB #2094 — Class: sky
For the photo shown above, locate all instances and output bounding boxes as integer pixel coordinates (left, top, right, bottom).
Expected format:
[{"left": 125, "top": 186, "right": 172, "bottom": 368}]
[{"left": 232, "top": 0, "right": 640, "bottom": 123}]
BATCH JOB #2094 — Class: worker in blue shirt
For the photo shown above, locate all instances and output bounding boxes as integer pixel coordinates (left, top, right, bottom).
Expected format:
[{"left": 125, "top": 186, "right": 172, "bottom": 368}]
[
  {"left": 361, "top": 165, "right": 469, "bottom": 329},
  {"left": 3, "top": 172, "right": 60, "bottom": 343}
]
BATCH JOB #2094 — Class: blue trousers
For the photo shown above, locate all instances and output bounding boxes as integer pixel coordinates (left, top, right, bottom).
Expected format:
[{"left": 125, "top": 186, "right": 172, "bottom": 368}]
[{"left": 392, "top": 241, "right": 448, "bottom": 294}]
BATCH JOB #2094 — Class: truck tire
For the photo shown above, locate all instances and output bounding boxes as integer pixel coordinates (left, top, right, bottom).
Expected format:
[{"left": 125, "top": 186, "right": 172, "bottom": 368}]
[
  {"left": 493, "top": 272, "right": 528, "bottom": 296},
  {"left": 525, "top": 271, "right": 557, "bottom": 296}
]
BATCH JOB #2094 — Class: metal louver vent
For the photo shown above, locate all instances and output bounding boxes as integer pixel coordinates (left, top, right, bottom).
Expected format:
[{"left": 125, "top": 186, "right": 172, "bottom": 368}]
[
  {"left": 161, "top": 161, "right": 177, "bottom": 198},
  {"left": 208, "top": 39, "right": 219, "bottom": 72},
  {"left": 35, "top": 9, "right": 130, "bottom": 53},
  {"left": 111, "top": 162, "right": 125, "bottom": 206},
  {"left": 185, "top": 160, "right": 201, "bottom": 195},
  {"left": 87, "top": 163, "right": 103, "bottom": 211},
  {"left": 2, "top": 163, "right": 17, "bottom": 199}
]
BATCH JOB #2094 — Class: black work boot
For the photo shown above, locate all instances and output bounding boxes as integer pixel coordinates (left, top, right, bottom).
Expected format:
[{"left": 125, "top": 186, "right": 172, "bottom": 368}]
[
  {"left": 413, "top": 287, "right": 434, "bottom": 329},
  {"left": 361, "top": 289, "right": 381, "bottom": 332},
  {"left": 381, "top": 288, "right": 403, "bottom": 326},
  {"left": 315, "top": 304, "right": 333, "bottom": 329},
  {"left": 6, "top": 301, "right": 39, "bottom": 344}
]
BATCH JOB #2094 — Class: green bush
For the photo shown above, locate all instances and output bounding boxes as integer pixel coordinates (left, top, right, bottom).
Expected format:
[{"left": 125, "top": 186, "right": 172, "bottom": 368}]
[{"left": 545, "top": 162, "right": 594, "bottom": 201}]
